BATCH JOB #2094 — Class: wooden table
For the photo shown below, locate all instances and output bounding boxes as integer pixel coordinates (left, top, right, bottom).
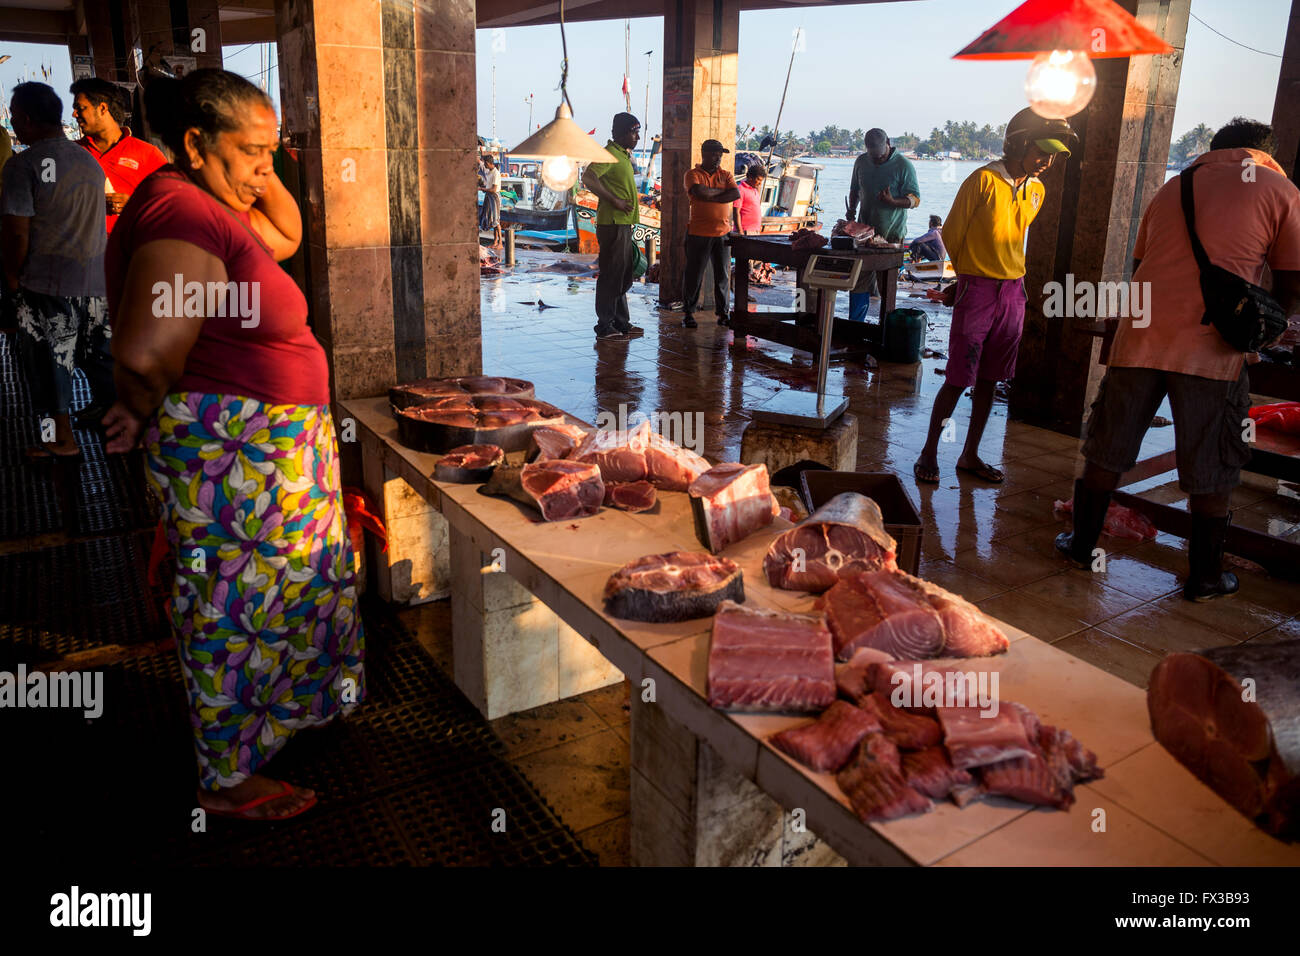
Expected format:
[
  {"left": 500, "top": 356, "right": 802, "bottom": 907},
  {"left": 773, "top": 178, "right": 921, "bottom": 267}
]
[
  {"left": 345, "top": 395, "right": 1300, "bottom": 866},
  {"left": 729, "top": 235, "right": 905, "bottom": 357}
]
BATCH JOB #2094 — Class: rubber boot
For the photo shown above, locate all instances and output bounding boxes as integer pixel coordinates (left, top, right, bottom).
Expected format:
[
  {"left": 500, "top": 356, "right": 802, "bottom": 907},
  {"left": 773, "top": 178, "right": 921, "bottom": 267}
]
[
  {"left": 1183, "top": 512, "right": 1239, "bottom": 602},
  {"left": 1055, "top": 479, "right": 1111, "bottom": 569}
]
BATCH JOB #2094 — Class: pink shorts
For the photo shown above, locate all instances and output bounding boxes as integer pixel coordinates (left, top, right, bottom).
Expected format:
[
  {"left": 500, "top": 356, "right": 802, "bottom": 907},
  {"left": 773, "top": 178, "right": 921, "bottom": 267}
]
[{"left": 945, "top": 275, "right": 1026, "bottom": 388}]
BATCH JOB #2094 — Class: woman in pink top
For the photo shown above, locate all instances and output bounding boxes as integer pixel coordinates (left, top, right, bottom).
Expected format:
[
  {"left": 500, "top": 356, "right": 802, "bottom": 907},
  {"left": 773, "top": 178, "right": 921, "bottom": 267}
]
[
  {"left": 731, "top": 164, "right": 765, "bottom": 235},
  {"left": 102, "top": 70, "right": 364, "bottom": 821}
]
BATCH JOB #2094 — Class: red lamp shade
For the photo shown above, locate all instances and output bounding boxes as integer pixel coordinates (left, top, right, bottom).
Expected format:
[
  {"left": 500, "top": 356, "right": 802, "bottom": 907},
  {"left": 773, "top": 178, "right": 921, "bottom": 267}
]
[{"left": 954, "top": 0, "right": 1173, "bottom": 60}]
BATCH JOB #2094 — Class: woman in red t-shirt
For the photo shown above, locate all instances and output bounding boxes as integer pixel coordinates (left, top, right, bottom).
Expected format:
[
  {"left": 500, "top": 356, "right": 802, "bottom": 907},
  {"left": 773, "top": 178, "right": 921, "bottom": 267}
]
[{"left": 102, "top": 70, "right": 364, "bottom": 821}]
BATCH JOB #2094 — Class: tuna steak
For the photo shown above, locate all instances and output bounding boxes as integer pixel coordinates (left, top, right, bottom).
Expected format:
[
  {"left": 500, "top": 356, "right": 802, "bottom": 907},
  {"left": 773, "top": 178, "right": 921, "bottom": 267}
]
[
  {"left": 901, "top": 746, "right": 975, "bottom": 800},
  {"left": 861, "top": 694, "right": 943, "bottom": 749},
  {"left": 769, "top": 700, "right": 883, "bottom": 773},
  {"left": 818, "top": 570, "right": 1009, "bottom": 661},
  {"left": 1148, "top": 640, "right": 1300, "bottom": 838},
  {"left": 434, "top": 444, "right": 504, "bottom": 483},
  {"left": 936, "top": 706, "right": 1036, "bottom": 770},
  {"left": 835, "top": 647, "right": 896, "bottom": 706},
  {"left": 520, "top": 460, "right": 604, "bottom": 520},
  {"left": 603, "top": 551, "right": 743, "bottom": 622},
  {"left": 603, "top": 480, "right": 658, "bottom": 513},
  {"left": 836, "top": 734, "right": 932, "bottom": 822},
  {"left": 688, "top": 462, "right": 780, "bottom": 553},
  {"left": 818, "top": 572, "right": 944, "bottom": 660},
  {"left": 763, "top": 493, "right": 897, "bottom": 592},
  {"left": 707, "top": 601, "right": 836, "bottom": 713}
]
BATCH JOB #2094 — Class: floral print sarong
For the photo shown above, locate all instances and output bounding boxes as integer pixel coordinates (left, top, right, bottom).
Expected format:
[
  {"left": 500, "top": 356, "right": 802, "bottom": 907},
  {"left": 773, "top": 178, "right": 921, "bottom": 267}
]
[{"left": 145, "top": 392, "right": 366, "bottom": 790}]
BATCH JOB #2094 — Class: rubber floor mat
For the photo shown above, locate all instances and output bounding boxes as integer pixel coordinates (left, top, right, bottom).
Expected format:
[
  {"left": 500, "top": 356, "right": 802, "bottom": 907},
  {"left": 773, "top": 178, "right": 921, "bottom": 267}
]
[{"left": 11, "top": 600, "right": 596, "bottom": 867}]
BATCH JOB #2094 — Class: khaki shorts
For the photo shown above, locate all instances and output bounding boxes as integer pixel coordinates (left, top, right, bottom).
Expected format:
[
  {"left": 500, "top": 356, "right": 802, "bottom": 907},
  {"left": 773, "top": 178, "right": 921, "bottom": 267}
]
[{"left": 1081, "top": 365, "right": 1252, "bottom": 496}]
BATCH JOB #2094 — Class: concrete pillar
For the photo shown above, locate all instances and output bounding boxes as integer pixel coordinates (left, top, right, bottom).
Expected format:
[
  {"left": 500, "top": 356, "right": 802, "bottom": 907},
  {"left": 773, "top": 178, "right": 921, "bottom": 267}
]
[
  {"left": 84, "top": 1, "right": 133, "bottom": 83},
  {"left": 629, "top": 692, "right": 845, "bottom": 867},
  {"left": 1272, "top": 0, "right": 1300, "bottom": 179},
  {"left": 449, "top": 528, "right": 623, "bottom": 720},
  {"left": 275, "top": 0, "right": 481, "bottom": 403},
  {"left": 1009, "top": 0, "right": 1189, "bottom": 435},
  {"left": 658, "top": 0, "right": 739, "bottom": 305}
]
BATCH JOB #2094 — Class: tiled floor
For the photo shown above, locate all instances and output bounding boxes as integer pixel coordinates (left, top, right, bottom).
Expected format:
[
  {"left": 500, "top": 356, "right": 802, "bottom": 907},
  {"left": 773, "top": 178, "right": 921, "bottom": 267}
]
[{"left": 390, "top": 255, "right": 1300, "bottom": 866}]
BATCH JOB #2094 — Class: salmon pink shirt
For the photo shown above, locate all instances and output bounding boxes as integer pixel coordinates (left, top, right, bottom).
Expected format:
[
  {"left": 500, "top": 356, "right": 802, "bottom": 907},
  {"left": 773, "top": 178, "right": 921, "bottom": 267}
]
[{"left": 1109, "top": 148, "right": 1300, "bottom": 382}]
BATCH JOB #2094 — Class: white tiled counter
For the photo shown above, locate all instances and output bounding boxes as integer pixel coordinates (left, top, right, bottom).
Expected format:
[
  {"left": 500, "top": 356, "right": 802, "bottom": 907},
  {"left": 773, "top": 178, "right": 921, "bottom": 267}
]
[{"left": 342, "top": 396, "right": 1300, "bottom": 867}]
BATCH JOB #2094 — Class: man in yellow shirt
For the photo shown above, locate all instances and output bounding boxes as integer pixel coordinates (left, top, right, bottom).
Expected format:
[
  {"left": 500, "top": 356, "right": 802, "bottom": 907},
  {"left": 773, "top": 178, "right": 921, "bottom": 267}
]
[{"left": 913, "top": 109, "right": 1078, "bottom": 484}]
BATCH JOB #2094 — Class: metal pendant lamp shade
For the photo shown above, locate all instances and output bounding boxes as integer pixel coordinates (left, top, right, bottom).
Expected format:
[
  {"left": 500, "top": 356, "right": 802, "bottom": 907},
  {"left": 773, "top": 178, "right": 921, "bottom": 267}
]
[
  {"left": 953, "top": 0, "right": 1173, "bottom": 60},
  {"left": 510, "top": 102, "right": 616, "bottom": 164}
]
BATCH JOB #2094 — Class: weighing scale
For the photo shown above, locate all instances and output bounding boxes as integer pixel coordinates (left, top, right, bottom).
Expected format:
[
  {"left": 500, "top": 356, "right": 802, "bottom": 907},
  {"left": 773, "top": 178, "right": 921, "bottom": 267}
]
[{"left": 750, "top": 253, "right": 862, "bottom": 428}]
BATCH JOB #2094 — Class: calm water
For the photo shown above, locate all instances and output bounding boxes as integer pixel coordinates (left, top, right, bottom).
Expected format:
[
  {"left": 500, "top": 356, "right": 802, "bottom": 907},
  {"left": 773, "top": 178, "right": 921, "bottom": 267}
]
[
  {"left": 808, "top": 156, "right": 987, "bottom": 239},
  {"left": 808, "top": 156, "right": 1180, "bottom": 238}
]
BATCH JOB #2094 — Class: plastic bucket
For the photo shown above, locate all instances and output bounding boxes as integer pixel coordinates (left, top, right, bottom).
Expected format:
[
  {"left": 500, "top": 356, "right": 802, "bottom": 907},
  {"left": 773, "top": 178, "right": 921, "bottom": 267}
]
[{"left": 883, "top": 308, "right": 927, "bottom": 364}]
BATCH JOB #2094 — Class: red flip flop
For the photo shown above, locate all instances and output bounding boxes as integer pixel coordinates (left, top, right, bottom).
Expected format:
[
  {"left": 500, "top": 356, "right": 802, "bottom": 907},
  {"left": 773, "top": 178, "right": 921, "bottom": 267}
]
[{"left": 200, "top": 780, "right": 318, "bottom": 821}]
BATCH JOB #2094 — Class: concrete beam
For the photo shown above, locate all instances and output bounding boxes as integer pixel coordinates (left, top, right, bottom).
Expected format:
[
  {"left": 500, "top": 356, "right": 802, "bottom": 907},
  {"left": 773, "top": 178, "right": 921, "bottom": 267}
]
[{"left": 1271, "top": 0, "right": 1300, "bottom": 178}]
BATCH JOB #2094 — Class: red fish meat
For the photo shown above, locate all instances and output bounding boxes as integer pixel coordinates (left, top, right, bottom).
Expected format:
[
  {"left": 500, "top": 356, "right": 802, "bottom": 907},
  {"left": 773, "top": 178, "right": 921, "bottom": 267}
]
[
  {"left": 770, "top": 700, "right": 882, "bottom": 773},
  {"left": 603, "top": 551, "right": 743, "bottom": 622},
  {"left": 569, "top": 421, "right": 709, "bottom": 490},
  {"left": 764, "top": 493, "right": 897, "bottom": 592},
  {"left": 861, "top": 694, "right": 942, "bottom": 749},
  {"left": 936, "top": 705, "right": 1036, "bottom": 770},
  {"left": 835, "top": 647, "right": 896, "bottom": 706},
  {"left": 688, "top": 462, "right": 779, "bottom": 553},
  {"left": 529, "top": 423, "right": 590, "bottom": 461},
  {"left": 515, "top": 460, "right": 604, "bottom": 520},
  {"left": 603, "top": 480, "right": 658, "bottom": 513},
  {"left": 836, "top": 733, "right": 931, "bottom": 822},
  {"left": 707, "top": 601, "right": 835, "bottom": 713},
  {"left": 901, "top": 746, "right": 975, "bottom": 800},
  {"left": 643, "top": 430, "right": 710, "bottom": 491},
  {"left": 817, "top": 571, "right": 944, "bottom": 660},
  {"left": 819, "top": 570, "right": 1008, "bottom": 660},
  {"left": 1148, "top": 640, "right": 1300, "bottom": 838}
]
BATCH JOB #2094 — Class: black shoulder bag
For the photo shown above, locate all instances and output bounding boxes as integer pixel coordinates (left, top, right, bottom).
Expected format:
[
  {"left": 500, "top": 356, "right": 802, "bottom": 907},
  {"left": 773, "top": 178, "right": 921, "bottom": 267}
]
[{"left": 1179, "top": 165, "right": 1286, "bottom": 352}]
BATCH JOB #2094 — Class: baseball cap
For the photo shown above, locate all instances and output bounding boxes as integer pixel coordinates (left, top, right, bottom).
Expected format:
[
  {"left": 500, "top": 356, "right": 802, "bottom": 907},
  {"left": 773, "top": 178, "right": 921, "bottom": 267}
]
[
  {"left": 1035, "top": 137, "right": 1072, "bottom": 155},
  {"left": 701, "top": 139, "right": 729, "bottom": 153}
]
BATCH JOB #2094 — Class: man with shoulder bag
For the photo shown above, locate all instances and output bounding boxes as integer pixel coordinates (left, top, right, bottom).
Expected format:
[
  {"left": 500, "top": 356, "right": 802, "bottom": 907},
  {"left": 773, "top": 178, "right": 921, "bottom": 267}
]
[{"left": 1057, "top": 118, "right": 1300, "bottom": 600}]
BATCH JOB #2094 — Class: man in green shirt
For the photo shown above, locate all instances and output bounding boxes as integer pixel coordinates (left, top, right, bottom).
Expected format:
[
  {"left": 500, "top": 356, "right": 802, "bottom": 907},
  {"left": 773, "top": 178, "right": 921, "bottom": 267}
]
[
  {"left": 582, "top": 112, "right": 644, "bottom": 340},
  {"left": 846, "top": 128, "right": 919, "bottom": 322}
]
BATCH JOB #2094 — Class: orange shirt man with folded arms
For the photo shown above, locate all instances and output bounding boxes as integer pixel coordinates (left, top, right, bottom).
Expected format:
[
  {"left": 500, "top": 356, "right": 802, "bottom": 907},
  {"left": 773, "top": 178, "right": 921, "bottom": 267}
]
[{"left": 681, "top": 139, "right": 740, "bottom": 328}]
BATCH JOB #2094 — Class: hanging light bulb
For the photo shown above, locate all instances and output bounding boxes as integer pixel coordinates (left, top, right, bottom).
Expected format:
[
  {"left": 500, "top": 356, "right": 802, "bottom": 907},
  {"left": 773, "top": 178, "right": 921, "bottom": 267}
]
[
  {"left": 1025, "top": 50, "right": 1096, "bottom": 119},
  {"left": 540, "top": 154, "right": 579, "bottom": 191},
  {"left": 509, "top": 0, "right": 615, "bottom": 186}
]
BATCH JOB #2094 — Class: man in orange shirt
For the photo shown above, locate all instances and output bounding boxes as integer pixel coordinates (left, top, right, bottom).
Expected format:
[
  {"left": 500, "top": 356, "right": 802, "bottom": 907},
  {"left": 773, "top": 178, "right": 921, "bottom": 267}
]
[
  {"left": 681, "top": 139, "right": 740, "bottom": 328},
  {"left": 1057, "top": 118, "right": 1300, "bottom": 601}
]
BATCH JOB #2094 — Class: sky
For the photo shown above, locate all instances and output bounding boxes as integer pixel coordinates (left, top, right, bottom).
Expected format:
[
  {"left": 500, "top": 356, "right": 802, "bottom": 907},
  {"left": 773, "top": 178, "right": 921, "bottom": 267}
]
[
  {"left": 471, "top": 0, "right": 1290, "bottom": 147},
  {"left": 0, "top": 0, "right": 1287, "bottom": 145}
]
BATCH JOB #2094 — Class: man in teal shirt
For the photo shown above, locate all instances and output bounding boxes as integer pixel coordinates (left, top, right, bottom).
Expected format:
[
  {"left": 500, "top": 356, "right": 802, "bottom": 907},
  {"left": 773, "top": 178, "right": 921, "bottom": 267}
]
[
  {"left": 846, "top": 128, "right": 919, "bottom": 322},
  {"left": 582, "top": 112, "right": 643, "bottom": 340}
]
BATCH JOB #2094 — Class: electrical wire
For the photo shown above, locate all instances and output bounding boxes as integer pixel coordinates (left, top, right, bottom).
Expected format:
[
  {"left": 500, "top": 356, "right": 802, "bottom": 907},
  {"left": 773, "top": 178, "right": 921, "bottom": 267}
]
[
  {"left": 1188, "top": 12, "right": 1281, "bottom": 57},
  {"left": 559, "top": 0, "right": 572, "bottom": 112}
]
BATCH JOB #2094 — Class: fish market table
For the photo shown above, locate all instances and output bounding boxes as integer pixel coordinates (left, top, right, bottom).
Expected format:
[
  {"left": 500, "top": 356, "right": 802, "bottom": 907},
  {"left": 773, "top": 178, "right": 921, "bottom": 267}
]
[
  {"left": 729, "top": 235, "right": 904, "bottom": 357},
  {"left": 344, "top": 395, "right": 1300, "bottom": 867}
]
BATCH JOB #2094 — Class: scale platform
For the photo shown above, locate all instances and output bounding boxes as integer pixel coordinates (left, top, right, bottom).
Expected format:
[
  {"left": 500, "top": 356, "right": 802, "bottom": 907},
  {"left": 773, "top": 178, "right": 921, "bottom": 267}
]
[{"left": 751, "top": 389, "right": 848, "bottom": 428}]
